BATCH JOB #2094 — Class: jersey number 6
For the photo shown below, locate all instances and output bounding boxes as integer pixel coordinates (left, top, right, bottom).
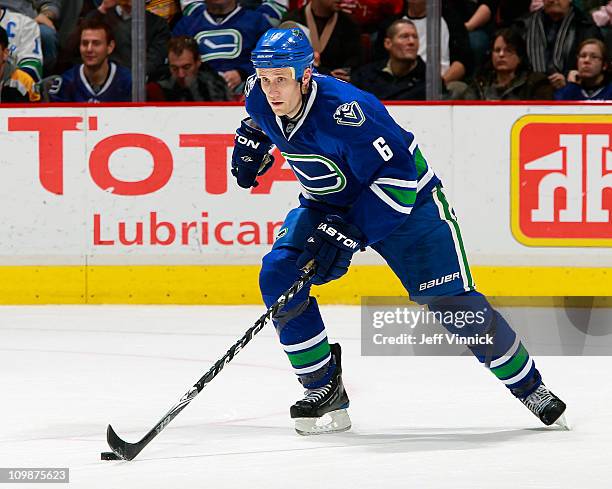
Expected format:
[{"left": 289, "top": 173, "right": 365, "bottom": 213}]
[{"left": 373, "top": 137, "right": 393, "bottom": 162}]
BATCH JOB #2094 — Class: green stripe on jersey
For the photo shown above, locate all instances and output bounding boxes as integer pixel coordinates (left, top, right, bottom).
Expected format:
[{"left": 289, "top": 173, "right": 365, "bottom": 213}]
[
  {"left": 491, "top": 344, "right": 529, "bottom": 379},
  {"left": 382, "top": 186, "right": 416, "bottom": 206},
  {"left": 414, "top": 148, "right": 427, "bottom": 177},
  {"left": 287, "top": 340, "right": 330, "bottom": 368}
]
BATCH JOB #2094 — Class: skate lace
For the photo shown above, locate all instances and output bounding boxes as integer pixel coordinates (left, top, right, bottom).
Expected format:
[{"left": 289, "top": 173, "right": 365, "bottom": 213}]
[
  {"left": 302, "top": 384, "right": 332, "bottom": 404},
  {"left": 522, "top": 385, "right": 554, "bottom": 415}
]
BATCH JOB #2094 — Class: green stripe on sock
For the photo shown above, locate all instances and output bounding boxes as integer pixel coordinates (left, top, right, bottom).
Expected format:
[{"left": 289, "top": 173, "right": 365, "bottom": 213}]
[
  {"left": 382, "top": 186, "right": 416, "bottom": 206},
  {"left": 435, "top": 187, "right": 474, "bottom": 288},
  {"left": 414, "top": 148, "right": 427, "bottom": 177},
  {"left": 491, "top": 345, "right": 528, "bottom": 379},
  {"left": 287, "top": 340, "right": 330, "bottom": 368}
]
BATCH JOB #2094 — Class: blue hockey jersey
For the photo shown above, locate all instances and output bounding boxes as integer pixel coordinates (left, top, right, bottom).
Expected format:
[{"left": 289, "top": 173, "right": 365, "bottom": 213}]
[
  {"left": 173, "top": 3, "right": 272, "bottom": 76},
  {"left": 49, "top": 62, "right": 132, "bottom": 103},
  {"left": 245, "top": 73, "right": 440, "bottom": 245}
]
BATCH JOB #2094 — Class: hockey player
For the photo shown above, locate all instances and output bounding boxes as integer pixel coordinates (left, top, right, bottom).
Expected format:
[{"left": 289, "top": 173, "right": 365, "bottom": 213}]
[
  {"left": 49, "top": 17, "right": 131, "bottom": 103},
  {"left": 231, "top": 28, "right": 568, "bottom": 435}
]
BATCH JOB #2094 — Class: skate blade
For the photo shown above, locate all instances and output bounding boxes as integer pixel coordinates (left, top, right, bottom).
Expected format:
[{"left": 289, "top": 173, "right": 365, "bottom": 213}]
[
  {"left": 554, "top": 413, "right": 570, "bottom": 430},
  {"left": 294, "top": 409, "right": 351, "bottom": 436}
]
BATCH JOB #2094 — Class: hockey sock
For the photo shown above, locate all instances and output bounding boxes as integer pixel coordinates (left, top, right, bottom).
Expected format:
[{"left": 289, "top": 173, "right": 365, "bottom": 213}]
[{"left": 428, "top": 291, "right": 542, "bottom": 397}]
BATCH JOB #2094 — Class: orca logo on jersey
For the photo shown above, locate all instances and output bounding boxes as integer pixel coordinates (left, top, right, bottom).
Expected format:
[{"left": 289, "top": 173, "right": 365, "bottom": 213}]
[
  {"left": 333, "top": 101, "right": 365, "bottom": 127},
  {"left": 194, "top": 29, "right": 242, "bottom": 62},
  {"left": 281, "top": 152, "right": 347, "bottom": 195}
]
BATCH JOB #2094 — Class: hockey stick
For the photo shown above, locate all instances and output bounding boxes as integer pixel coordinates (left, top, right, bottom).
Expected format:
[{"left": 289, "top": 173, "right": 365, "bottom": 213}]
[{"left": 106, "top": 262, "right": 316, "bottom": 461}]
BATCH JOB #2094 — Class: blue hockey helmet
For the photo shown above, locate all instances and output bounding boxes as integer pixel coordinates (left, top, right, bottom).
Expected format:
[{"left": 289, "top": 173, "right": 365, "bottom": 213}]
[{"left": 251, "top": 28, "right": 314, "bottom": 80}]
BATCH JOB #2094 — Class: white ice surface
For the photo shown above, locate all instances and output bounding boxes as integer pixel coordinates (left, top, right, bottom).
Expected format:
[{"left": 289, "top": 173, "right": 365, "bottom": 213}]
[{"left": 0, "top": 306, "right": 609, "bottom": 489}]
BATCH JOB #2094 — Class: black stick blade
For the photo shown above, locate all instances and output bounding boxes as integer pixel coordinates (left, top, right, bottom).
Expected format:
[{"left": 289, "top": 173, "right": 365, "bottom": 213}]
[{"left": 106, "top": 424, "right": 142, "bottom": 461}]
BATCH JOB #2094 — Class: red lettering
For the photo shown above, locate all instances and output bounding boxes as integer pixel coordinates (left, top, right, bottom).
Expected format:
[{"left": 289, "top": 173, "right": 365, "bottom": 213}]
[
  {"left": 8, "top": 116, "right": 82, "bottom": 195},
  {"left": 201, "top": 212, "right": 209, "bottom": 245},
  {"left": 181, "top": 221, "right": 197, "bottom": 245},
  {"left": 150, "top": 211, "right": 176, "bottom": 245},
  {"left": 180, "top": 134, "right": 234, "bottom": 195},
  {"left": 89, "top": 134, "right": 173, "bottom": 195},
  {"left": 119, "top": 221, "right": 143, "bottom": 245},
  {"left": 237, "top": 221, "right": 260, "bottom": 245},
  {"left": 215, "top": 221, "right": 233, "bottom": 245},
  {"left": 252, "top": 148, "right": 297, "bottom": 194},
  {"left": 93, "top": 214, "right": 114, "bottom": 245}
]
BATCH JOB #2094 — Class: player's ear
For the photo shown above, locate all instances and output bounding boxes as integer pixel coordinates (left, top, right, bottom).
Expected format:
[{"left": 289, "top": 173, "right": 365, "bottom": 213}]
[{"left": 301, "top": 67, "right": 312, "bottom": 94}]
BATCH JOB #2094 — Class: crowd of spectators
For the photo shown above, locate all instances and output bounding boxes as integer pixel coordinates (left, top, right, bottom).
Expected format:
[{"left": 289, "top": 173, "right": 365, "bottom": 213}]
[{"left": 0, "top": 0, "right": 611, "bottom": 104}]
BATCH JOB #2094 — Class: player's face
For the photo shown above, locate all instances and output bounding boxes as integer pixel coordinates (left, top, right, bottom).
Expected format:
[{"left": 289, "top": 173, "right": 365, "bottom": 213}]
[
  {"left": 577, "top": 43, "right": 605, "bottom": 81},
  {"left": 80, "top": 29, "right": 114, "bottom": 69},
  {"left": 169, "top": 50, "right": 201, "bottom": 87},
  {"left": 258, "top": 67, "right": 303, "bottom": 117},
  {"left": 492, "top": 36, "right": 520, "bottom": 74},
  {"left": 385, "top": 24, "right": 419, "bottom": 62}
]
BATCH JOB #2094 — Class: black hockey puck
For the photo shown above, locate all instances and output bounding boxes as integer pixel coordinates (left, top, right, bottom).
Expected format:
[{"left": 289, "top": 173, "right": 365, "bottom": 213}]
[{"left": 101, "top": 451, "right": 121, "bottom": 460}]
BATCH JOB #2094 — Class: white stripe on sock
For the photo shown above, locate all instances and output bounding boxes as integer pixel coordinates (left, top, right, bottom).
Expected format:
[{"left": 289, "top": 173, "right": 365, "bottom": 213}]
[
  {"left": 283, "top": 329, "right": 327, "bottom": 353},
  {"left": 489, "top": 335, "right": 521, "bottom": 369}
]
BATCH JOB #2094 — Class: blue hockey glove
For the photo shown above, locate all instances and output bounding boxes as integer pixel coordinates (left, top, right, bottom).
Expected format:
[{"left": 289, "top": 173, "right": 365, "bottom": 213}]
[
  {"left": 296, "top": 215, "right": 365, "bottom": 285},
  {"left": 231, "top": 118, "right": 274, "bottom": 189}
]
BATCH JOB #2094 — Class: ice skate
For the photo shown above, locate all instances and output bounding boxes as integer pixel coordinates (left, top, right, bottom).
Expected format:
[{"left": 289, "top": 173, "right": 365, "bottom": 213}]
[
  {"left": 290, "top": 343, "right": 351, "bottom": 435},
  {"left": 519, "top": 383, "right": 569, "bottom": 429}
]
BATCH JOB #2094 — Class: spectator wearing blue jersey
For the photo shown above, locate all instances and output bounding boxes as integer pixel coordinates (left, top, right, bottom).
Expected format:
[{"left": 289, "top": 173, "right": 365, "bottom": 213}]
[
  {"left": 555, "top": 38, "right": 612, "bottom": 99},
  {"left": 351, "top": 19, "right": 426, "bottom": 100},
  {"left": 49, "top": 16, "right": 131, "bottom": 102},
  {"left": 174, "top": 0, "right": 272, "bottom": 93}
]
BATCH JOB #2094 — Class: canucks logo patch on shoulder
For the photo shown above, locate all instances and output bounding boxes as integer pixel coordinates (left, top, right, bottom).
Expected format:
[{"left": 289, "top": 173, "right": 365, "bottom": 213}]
[{"left": 333, "top": 101, "right": 365, "bottom": 127}]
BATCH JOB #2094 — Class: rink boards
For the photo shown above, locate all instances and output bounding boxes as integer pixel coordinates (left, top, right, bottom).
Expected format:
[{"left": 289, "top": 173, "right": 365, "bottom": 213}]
[{"left": 0, "top": 103, "right": 610, "bottom": 303}]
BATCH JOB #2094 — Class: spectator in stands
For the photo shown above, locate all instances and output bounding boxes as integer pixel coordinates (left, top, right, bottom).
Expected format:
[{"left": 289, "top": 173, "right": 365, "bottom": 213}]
[
  {"left": 173, "top": 0, "right": 272, "bottom": 94},
  {"left": 555, "top": 38, "right": 612, "bottom": 99},
  {"left": 377, "top": 0, "right": 472, "bottom": 88},
  {"left": 514, "top": 0, "right": 602, "bottom": 90},
  {"left": 0, "top": 5, "right": 43, "bottom": 81},
  {"left": 147, "top": 35, "right": 230, "bottom": 101},
  {"left": 458, "top": 27, "right": 554, "bottom": 99},
  {"left": 90, "top": 0, "right": 170, "bottom": 79},
  {"left": 0, "top": 25, "right": 39, "bottom": 101},
  {"left": 49, "top": 17, "right": 131, "bottom": 102},
  {"left": 448, "top": 0, "right": 499, "bottom": 73},
  {"left": 351, "top": 19, "right": 425, "bottom": 100},
  {"left": 0, "top": 1, "right": 60, "bottom": 74},
  {"left": 282, "top": 0, "right": 362, "bottom": 80}
]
